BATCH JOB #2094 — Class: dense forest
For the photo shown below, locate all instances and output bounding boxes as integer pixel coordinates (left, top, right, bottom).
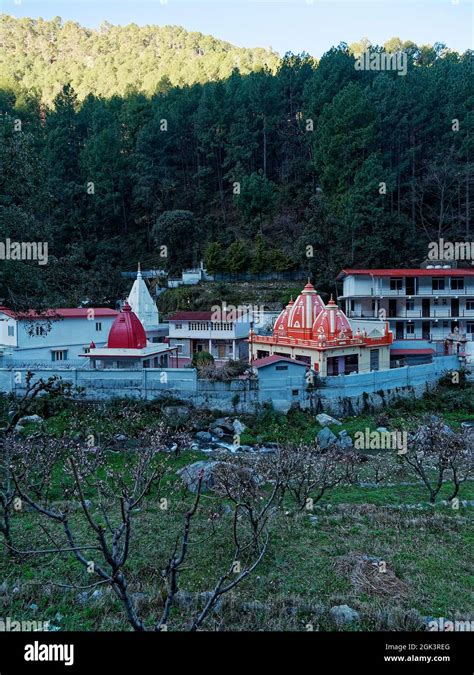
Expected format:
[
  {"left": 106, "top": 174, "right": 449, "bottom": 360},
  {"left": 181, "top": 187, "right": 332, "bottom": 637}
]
[{"left": 0, "top": 15, "right": 472, "bottom": 309}]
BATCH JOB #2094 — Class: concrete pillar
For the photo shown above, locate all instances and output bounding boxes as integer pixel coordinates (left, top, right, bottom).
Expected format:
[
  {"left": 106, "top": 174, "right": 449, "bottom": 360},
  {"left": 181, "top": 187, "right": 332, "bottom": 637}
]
[
  {"left": 232, "top": 340, "right": 236, "bottom": 359},
  {"left": 338, "top": 355, "right": 345, "bottom": 375},
  {"left": 208, "top": 339, "right": 212, "bottom": 355}
]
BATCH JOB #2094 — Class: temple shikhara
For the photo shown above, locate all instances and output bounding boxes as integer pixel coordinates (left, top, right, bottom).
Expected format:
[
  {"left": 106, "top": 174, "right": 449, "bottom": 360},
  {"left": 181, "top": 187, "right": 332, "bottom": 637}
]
[{"left": 249, "top": 281, "right": 393, "bottom": 376}]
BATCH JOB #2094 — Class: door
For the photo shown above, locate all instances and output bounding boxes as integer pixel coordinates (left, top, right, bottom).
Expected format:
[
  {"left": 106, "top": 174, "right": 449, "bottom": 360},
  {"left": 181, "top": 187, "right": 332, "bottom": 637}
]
[
  {"left": 389, "top": 299, "right": 397, "bottom": 318},
  {"left": 218, "top": 343, "right": 226, "bottom": 358},
  {"left": 422, "top": 299, "right": 430, "bottom": 318},
  {"left": 451, "top": 298, "right": 459, "bottom": 318},
  {"left": 370, "top": 349, "right": 380, "bottom": 371},
  {"left": 422, "top": 321, "right": 430, "bottom": 339},
  {"left": 405, "top": 277, "right": 416, "bottom": 295},
  {"left": 396, "top": 322, "right": 404, "bottom": 340}
]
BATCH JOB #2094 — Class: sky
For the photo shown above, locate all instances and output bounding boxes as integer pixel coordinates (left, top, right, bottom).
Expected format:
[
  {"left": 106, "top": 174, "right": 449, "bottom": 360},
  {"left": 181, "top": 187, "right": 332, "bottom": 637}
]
[{"left": 3, "top": 0, "right": 473, "bottom": 57}]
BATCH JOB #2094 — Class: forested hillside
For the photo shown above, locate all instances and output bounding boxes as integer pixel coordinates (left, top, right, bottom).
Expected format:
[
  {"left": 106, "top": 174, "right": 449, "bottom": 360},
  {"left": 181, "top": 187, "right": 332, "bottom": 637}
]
[
  {"left": 0, "top": 15, "right": 279, "bottom": 101},
  {"left": 0, "top": 15, "right": 472, "bottom": 309}
]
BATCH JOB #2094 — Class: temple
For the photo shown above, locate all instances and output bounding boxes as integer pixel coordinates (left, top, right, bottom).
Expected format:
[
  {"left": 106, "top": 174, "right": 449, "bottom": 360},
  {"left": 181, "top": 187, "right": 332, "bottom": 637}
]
[{"left": 249, "top": 281, "right": 393, "bottom": 376}]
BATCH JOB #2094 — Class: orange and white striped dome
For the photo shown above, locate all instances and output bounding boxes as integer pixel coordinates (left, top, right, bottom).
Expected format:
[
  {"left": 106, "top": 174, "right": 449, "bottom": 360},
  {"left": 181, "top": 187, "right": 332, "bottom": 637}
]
[
  {"left": 312, "top": 296, "right": 353, "bottom": 340},
  {"left": 286, "top": 281, "right": 325, "bottom": 339}
]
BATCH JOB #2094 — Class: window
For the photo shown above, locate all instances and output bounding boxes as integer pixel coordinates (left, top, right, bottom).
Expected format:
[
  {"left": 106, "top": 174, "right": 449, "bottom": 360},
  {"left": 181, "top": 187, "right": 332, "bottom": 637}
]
[
  {"left": 35, "top": 325, "right": 45, "bottom": 336},
  {"left": 7, "top": 325, "right": 14, "bottom": 337},
  {"left": 370, "top": 349, "right": 380, "bottom": 371},
  {"left": 466, "top": 299, "right": 474, "bottom": 311},
  {"left": 443, "top": 321, "right": 448, "bottom": 328},
  {"left": 95, "top": 322, "right": 102, "bottom": 332},
  {"left": 451, "top": 278, "right": 464, "bottom": 290},
  {"left": 292, "top": 389, "right": 299, "bottom": 396},
  {"left": 83, "top": 346, "right": 90, "bottom": 354},
  {"left": 467, "top": 322, "right": 474, "bottom": 335},
  {"left": 51, "top": 350, "right": 67, "bottom": 362},
  {"left": 275, "top": 365, "right": 288, "bottom": 371},
  {"left": 432, "top": 278, "right": 445, "bottom": 291},
  {"left": 175, "top": 323, "right": 182, "bottom": 329},
  {"left": 406, "top": 299, "right": 414, "bottom": 311},
  {"left": 406, "top": 324, "right": 415, "bottom": 335},
  {"left": 390, "top": 278, "right": 403, "bottom": 291}
]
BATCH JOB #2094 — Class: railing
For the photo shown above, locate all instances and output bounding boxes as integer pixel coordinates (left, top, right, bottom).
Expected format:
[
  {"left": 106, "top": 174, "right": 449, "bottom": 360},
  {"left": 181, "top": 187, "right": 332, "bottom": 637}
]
[
  {"left": 252, "top": 334, "right": 392, "bottom": 348},
  {"left": 349, "top": 309, "right": 474, "bottom": 319},
  {"left": 363, "top": 287, "right": 472, "bottom": 296}
]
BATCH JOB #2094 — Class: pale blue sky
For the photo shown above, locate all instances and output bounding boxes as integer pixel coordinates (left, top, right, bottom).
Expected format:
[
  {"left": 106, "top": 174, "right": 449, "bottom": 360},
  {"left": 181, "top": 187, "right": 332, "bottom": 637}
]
[{"left": 4, "top": 0, "right": 473, "bottom": 56}]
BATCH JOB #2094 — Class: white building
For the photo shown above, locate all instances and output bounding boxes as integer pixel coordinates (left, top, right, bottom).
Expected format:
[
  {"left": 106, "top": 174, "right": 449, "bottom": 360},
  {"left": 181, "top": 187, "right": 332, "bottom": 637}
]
[
  {"left": 167, "top": 310, "right": 251, "bottom": 366},
  {"left": 337, "top": 266, "right": 474, "bottom": 360},
  {"left": 0, "top": 307, "right": 118, "bottom": 366},
  {"left": 127, "top": 265, "right": 167, "bottom": 342}
]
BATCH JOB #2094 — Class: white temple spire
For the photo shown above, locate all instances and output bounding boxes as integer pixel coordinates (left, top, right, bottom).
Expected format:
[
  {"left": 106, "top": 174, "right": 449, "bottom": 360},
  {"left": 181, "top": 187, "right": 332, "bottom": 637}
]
[{"left": 127, "top": 263, "right": 160, "bottom": 331}]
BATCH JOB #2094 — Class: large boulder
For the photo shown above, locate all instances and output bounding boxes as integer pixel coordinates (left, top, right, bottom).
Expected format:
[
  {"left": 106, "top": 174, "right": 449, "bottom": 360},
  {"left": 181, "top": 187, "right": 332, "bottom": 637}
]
[
  {"left": 210, "top": 418, "right": 235, "bottom": 434},
  {"left": 18, "top": 414, "right": 43, "bottom": 426},
  {"left": 317, "top": 427, "right": 338, "bottom": 449},
  {"left": 177, "top": 460, "right": 258, "bottom": 494},
  {"left": 329, "top": 604, "right": 360, "bottom": 625},
  {"left": 316, "top": 413, "right": 342, "bottom": 427}
]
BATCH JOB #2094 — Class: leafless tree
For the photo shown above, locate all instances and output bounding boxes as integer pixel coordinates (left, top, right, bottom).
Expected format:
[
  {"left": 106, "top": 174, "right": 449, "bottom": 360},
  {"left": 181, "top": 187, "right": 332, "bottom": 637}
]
[{"left": 401, "top": 418, "right": 473, "bottom": 503}]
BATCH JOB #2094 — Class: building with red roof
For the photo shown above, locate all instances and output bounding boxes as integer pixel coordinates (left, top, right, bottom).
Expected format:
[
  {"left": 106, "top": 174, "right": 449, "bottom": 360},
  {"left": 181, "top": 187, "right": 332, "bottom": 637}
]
[{"left": 0, "top": 304, "right": 118, "bottom": 366}]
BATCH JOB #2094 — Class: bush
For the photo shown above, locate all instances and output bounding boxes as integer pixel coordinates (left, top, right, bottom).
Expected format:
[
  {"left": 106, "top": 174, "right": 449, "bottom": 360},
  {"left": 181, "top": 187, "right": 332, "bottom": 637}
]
[{"left": 192, "top": 351, "right": 214, "bottom": 368}]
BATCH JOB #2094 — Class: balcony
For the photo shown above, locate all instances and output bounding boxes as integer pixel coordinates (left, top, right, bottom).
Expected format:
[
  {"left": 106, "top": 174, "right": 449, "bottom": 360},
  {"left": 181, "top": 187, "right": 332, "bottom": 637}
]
[{"left": 349, "top": 309, "right": 474, "bottom": 319}]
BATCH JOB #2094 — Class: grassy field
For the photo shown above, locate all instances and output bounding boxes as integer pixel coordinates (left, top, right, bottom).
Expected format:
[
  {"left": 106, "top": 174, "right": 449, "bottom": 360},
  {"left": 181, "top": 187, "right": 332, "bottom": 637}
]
[{"left": 0, "top": 384, "right": 473, "bottom": 632}]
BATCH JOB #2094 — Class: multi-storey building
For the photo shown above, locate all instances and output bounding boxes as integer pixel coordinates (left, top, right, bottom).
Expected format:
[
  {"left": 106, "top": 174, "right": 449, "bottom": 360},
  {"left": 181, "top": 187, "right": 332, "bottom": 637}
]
[
  {"left": 336, "top": 265, "right": 474, "bottom": 359},
  {"left": 167, "top": 310, "right": 251, "bottom": 365}
]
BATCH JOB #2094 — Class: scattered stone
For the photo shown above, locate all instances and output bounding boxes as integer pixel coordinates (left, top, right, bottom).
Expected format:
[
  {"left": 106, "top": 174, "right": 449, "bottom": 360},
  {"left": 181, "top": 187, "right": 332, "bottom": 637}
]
[
  {"left": 13, "top": 424, "right": 25, "bottom": 434},
  {"left": 376, "top": 427, "right": 389, "bottom": 433},
  {"left": 177, "top": 460, "right": 258, "bottom": 494},
  {"left": 29, "top": 603, "right": 38, "bottom": 612},
  {"left": 114, "top": 434, "right": 127, "bottom": 442},
  {"left": 211, "top": 427, "right": 226, "bottom": 439},
  {"left": 162, "top": 405, "right": 191, "bottom": 419},
  {"left": 233, "top": 419, "right": 246, "bottom": 435},
  {"left": 337, "top": 432, "right": 354, "bottom": 450},
  {"left": 211, "top": 418, "right": 235, "bottom": 434},
  {"left": 91, "top": 589, "right": 102, "bottom": 600},
  {"left": 195, "top": 431, "right": 214, "bottom": 443},
  {"left": 18, "top": 415, "right": 43, "bottom": 425},
  {"left": 316, "top": 413, "right": 342, "bottom": 427},
  {"left": 317, "top": 427, "right": 338, "bottom": 449},
  {"left": 54, "top": 612, "right": 63, "bottom": 623},
  {"left": 309, "top": 515, "right": 318, "bottom": 526},
  {"left": 76, "top": 592, "right": 89, "bottom": 605},
  {"left": 329, "top": 604, "right": 360, "bottom": 625}
]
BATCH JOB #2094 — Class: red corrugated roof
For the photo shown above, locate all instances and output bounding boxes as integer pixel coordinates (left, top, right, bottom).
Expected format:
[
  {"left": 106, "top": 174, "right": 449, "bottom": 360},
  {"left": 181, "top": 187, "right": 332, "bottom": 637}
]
[
  {"left": 252, "top": 355, "right": 309, "bottom": 369},
  {"left": 0, "top": 307, "right": 118, "bottom": 320},
  {"left": 337, "top": 268, "right": 474, "bottom": 279}
]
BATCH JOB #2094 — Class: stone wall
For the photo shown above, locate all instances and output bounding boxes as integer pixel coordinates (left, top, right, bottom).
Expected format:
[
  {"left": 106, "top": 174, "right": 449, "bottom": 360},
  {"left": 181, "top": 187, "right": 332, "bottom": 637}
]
[{"left": 0, "top": 355, "right": 461, "bottom": 415}]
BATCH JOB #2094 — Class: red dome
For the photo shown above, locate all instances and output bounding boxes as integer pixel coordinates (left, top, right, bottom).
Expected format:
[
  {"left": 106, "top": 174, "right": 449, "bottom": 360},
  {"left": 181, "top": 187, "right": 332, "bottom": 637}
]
[
  {"left": 107, "top": 302, "right": 147, "bottom": 349},
  {"left": 312, "top": 296, "right": 353, "bottom": 341}
]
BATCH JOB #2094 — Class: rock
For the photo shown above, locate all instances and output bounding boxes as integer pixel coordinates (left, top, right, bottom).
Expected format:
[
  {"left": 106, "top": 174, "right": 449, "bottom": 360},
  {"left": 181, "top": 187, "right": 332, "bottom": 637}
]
[
  {"left": 337, "top": 432, "right": 353, "bottom": 450},
  {"left": 233, "top": 419, "right": 246, "bottom": 435},
  {"left": 195, "top": 431, "right": 214, "bottom": 443},
  {"left": 18, "top": 415, "right": 43, "bottom": 426},
  {"left": 211, "top": 427, "right": 226, "bottom": 439},
  {"left": 309, "top": 515, "right": 318, "bottom": 526},
  {"left": 329, "top": 604, "right": 360, "bottom": 625},
  {"left": 13, "top": 424, "right": 25, "bottom": 434},
  {"left": 317, "top": 427, "right": 337, "bottom": 449},
  {"left": 177, "top": 460, "right": 257, "bottom": 494},
  {"left": 177, "top": 461, "right": 219, "bottom": 493},
  {"left": 376, "top": 427, "right": 389, "bottom": 433},
  {"left": 54, "top": 612, "right": 63, "bottom": 623},
  {"left": 114, "top": 434, "right": 127, "bottom": 442},
  {"left": 259, "top": 446, "right": 277, "bottom": 454},
  {"left": 91, "top": 589, "right": 102, "bottom": 600},
  {"left": 316, "top": 413, "right": 342, "bottom": 427},
  {"left": 162, "top": 405, "right": 191, "bottom": 419},
  {"left": 29, "top": 603, "right": 38, "bottom": 612},
  {"left": 211, "top": 418, "right": 235, "bottom": 434}
]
